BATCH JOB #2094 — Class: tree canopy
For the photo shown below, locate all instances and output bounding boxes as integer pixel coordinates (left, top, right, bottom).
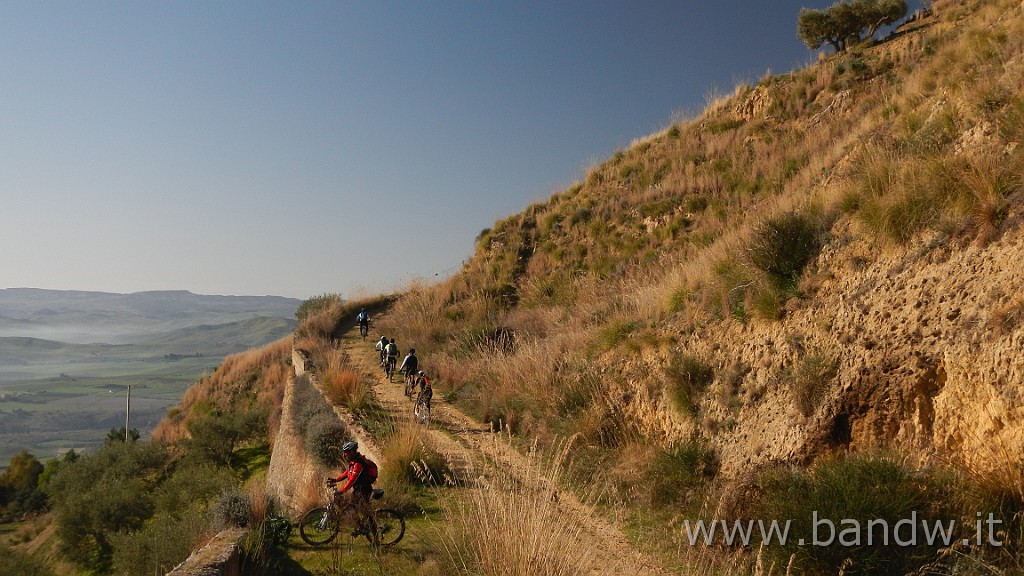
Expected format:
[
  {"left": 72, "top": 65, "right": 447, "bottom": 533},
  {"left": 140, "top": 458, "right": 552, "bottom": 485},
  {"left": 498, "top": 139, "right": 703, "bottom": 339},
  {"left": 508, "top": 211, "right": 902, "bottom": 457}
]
[{"left": 798, "top": 0, "right": 908, "bottom": 52}]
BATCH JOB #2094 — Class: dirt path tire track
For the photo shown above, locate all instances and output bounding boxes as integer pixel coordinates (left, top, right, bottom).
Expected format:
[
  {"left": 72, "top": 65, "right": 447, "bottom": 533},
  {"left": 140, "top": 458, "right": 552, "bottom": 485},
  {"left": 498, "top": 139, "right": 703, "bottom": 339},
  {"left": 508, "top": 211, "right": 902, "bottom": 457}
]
[{"left": 337, "top": 329, "right": 673, "bottom": 576}]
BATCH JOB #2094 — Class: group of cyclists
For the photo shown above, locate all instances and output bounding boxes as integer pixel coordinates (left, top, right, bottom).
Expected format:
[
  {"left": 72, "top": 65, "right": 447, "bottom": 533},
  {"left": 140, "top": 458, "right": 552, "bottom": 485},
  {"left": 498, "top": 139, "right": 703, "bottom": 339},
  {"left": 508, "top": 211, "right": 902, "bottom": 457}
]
[
  {"left": 375, "top": 334, "right": 433, "bottom": 415},
  {"left": 360, "top": 308, "right": 433, "bottom": 422}
]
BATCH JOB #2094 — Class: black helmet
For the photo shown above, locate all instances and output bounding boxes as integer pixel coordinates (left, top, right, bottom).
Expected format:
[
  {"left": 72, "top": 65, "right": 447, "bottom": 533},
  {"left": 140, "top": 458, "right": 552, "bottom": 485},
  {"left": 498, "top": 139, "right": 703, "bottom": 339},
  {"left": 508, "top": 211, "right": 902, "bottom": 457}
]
[
  {"left": 342, "top": 440, "right": 358, "bottom": 452},
  {"left": 418, "top": 370, "right": 425, "bottom": 376},
  {"left": 409, "top": 348, "right": 415, "bottom": 354}
]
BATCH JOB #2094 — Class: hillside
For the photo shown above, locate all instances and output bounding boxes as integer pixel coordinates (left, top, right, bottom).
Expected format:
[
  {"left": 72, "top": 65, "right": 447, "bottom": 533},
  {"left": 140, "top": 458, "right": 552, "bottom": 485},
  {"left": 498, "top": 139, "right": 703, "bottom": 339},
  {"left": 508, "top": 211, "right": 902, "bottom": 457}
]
[
  {"left": 0, "top": 288, "right": 301, "bottom": 343},
  {"left": 366, "top": 0, "right": 1024, "bottom": 571},
  {"left": 383, "top": 0, "right": 1023, "bottom": 475}
]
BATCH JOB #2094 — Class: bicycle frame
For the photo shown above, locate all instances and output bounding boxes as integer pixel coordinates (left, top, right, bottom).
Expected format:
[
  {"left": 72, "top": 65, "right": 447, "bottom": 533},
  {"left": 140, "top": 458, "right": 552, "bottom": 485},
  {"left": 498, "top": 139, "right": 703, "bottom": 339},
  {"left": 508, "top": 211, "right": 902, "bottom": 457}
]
[{"left": 298, "top": 486, "right": 405, "bottom": 548}]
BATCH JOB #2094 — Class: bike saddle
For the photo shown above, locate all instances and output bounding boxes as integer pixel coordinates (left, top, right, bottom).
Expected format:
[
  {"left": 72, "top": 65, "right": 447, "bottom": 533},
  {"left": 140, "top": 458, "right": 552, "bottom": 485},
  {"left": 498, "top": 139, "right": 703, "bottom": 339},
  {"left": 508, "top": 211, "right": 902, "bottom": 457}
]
[{"left": 372, "top": 488, "right": 385, "bottom": 500}]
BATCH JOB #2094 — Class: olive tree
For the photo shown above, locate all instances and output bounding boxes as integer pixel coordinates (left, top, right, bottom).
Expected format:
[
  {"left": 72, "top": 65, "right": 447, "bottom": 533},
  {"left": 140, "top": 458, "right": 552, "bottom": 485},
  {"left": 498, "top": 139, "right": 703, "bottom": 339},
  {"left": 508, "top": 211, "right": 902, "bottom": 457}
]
[
  {"left": 45, "top": 441, "right": 170, "bottom": 572},
  {"left": 798, "top": 0, "right": 908, "bottom": 52}
]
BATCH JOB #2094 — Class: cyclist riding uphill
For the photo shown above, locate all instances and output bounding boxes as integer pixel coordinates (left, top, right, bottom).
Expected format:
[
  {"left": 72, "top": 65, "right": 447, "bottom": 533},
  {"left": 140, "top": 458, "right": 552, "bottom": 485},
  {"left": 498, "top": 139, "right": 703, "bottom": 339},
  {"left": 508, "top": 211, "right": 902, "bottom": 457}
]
[
  {"left": 385, "top": 338, "right": 399, "bottom": 367},
  {"left": 398, "top": 348, "right": 418, "bottom": 378},
  {"left": 327, "top": 441, "right": 378, "bottom": 511},
  {"left": 375, "top": 336, "right": 389, "bottom": 365},
  {"left": 416, "top": 372, "right": 433, "bottom": 408}
]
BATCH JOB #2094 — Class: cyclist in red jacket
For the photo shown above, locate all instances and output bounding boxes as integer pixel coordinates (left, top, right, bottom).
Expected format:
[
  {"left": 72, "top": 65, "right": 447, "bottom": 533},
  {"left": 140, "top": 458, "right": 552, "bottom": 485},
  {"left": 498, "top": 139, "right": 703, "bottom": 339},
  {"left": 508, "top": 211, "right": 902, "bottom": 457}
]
[{"left": 327, "top": 440, "right": 378, "bottom": 531}]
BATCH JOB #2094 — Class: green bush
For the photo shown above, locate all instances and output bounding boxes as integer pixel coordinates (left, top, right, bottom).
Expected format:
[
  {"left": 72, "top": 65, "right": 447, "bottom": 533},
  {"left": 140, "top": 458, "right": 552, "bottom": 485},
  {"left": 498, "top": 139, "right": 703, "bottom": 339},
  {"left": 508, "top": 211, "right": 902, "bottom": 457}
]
[
  {"left": 747, "top": 210, "right": 823, "bottom": 282},
  {"left": 112, "top": 506, "right": 209, "bottom": 576},
  {"left": 749, "top": 453, "right": 955, "bottom": 576},
  {"left": 666, "top": 355, "right": 715, "bottom": 416},
  {"left": 788, "top": 351, "right": 839, "bottom": 416},
  {"left": 0, "top": 545, "right": 52, "bottom": 576},
  {"left": 212, "top": 488, "right": 252, "bottom": 529},
  {"left": 304, "top": 414, "right": 349, "bottom": 469},
  {"left": 649, "top": 440, "right": 719, "bottom": 507}
]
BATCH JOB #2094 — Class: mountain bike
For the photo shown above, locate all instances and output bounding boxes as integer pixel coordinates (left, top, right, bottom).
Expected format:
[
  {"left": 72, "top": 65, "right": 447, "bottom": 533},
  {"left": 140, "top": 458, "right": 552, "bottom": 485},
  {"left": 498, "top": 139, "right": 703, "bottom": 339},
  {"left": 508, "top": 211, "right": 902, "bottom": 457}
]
[
  {"left": 414, "top": 397, "right": 431, "bottom": 426},
  {"left": 298, "top": 486, "right": 405, "bottom": 548},
  {"left": 384, "top": 356, "right": 397, "bottom": 382},
  {"left": 358, "top": 321, "right": 369, "bottom": 340},
  {"left": 404, "top": 371, "right": 418, "bottom": 398}
]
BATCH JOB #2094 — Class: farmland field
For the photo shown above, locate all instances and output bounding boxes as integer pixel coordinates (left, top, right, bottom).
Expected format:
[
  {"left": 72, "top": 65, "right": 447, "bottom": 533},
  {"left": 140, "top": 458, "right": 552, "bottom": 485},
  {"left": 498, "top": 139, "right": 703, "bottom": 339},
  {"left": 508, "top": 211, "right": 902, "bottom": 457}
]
[
  {"left": 0, "top": 356, "right": 220, "bottom": 464},
  {"left": 0, "top": 289, "right": 301, "bottom": 465}
]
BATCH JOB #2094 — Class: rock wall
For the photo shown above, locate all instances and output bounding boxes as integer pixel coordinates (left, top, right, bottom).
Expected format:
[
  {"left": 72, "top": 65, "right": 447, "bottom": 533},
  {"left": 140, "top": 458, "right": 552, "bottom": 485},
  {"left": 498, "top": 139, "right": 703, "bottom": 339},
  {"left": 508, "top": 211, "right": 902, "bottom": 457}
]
[
  {"left": 265, "top": 346, "right": 383, "bottom": 518},
  {"left": 166, "top": 344, "right": 383, "bottom": 575},
  {"left": 165, "top": 529, "right": 246, "bottom": 576},
  {"left": 263, "top": 352, "right": 326, "bottom": 517}
]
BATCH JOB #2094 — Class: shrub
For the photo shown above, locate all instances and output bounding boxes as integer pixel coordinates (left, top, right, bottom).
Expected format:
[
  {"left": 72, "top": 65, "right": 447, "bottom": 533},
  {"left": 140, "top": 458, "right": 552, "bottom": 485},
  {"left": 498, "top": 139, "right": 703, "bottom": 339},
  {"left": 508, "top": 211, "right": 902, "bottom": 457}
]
[
  {"left": 747, "top": 210, "right": 823, "bottom": 282},
  {"left": 666, "top": 355, "right": 715, "bottom": 416},
  {"left": 212, "top": 488, "right": 252, "bottom": 529},
  {"left": 295, "top": 293, "right": 343, "bottom": 323},
  {"left": 788, "top": 350, "right": 839, "bottom": 417},
  {"left": 304, "top": 413, "right": 348, "bottom": 469},
  {"left": 112, "top": 506, "right": 210, "bottom": 576},
  {"left": 648, "top": 440, "right": 719, "bottom": 507},
  {"left": 0, "top": 545, "right": 52, "bottom": 576},
  {"left": 749, "top": 453, "right": 955, "bottom": 576}
]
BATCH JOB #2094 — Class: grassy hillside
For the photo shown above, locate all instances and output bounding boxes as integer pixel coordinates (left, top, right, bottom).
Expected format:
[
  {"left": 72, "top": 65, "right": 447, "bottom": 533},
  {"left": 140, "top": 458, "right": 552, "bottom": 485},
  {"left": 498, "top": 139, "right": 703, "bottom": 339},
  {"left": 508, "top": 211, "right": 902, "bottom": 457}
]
[
  {"left": 369, "top": 1, "right": 1024, "bottom": 572},
  {"left": 384, "top": 0, "right": 1022, "bottom": 438}
]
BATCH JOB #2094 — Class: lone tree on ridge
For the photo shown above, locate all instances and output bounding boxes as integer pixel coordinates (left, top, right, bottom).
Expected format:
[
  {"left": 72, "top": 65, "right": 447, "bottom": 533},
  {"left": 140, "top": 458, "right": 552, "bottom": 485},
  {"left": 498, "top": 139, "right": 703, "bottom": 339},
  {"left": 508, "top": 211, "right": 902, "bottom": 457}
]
[{"left": 798, "top": 0, "right": 908, "bottom": 53}]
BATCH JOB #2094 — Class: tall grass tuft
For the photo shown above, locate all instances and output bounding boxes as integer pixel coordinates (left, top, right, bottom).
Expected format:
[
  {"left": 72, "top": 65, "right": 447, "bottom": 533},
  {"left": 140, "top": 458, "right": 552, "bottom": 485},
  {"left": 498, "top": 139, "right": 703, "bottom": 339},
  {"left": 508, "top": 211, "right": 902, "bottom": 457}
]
[
  {"left": 434, "top": 438, "right": 605, "bottom": 576},
  {"left": 666, "top": 354, "right": 715, "bottom": 417},
  {"left": 787, "top": 350, "right": 839, "bottom": 417},
  {"left": 380, "top": 424, "right": 455, "bottom": 493},
  {"left": 746, "top": 209, "right": 824, "bottom": 283},
  {"left": 747, "top": 452, "right": 956, "bottom": 576}
]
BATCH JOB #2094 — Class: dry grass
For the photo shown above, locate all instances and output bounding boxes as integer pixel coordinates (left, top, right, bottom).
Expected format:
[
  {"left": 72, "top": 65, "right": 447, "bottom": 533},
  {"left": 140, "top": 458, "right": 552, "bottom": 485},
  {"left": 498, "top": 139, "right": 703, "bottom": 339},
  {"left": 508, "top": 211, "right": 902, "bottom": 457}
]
[
  {"left": 432, "top": 438, "right": 606, "bottom": 576},
  {"left": 379, "top": 424, "right": 454, "bottom": 492},
  {"left": 153, "top": 337, "right": 292, "bottom": 444},
  {"left": 321, "top": 366, "right": 368, "bottom": 412}
]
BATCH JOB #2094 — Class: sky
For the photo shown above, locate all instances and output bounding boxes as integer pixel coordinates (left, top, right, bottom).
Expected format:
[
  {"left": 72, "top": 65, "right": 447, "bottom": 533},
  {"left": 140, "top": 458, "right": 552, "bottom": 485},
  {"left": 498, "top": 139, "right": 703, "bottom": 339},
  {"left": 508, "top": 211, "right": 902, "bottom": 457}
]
[{"left": 0, "top": 1, "right": 922, "bottom": 301}]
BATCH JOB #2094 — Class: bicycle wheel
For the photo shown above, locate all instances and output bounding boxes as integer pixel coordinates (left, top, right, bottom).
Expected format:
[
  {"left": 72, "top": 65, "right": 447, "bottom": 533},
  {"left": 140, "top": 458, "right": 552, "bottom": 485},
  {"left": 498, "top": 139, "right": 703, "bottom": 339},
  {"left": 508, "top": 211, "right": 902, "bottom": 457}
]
[
  {"left": 298, "top": 506, "right": 339, "bottom": 546},
  {"left": 373, "top": 508, "right": 406, "bottom": 547},
  {"left": 386, "top": 359, "right": 395, "bottom": 381},
  {"left": 414, "top": 401, "right": 430, "bottom": 425}
]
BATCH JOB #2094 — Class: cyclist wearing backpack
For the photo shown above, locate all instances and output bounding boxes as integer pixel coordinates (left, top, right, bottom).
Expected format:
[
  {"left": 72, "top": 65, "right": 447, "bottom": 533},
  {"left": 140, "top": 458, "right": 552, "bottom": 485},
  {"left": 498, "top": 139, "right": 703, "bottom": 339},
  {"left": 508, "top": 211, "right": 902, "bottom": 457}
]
[
  {"left": 416, "top": 372, "right": 433, "bottom": 410},
  {"left": 327, "top": 440, "right": 378, "bottom": 525},
  {"left": 398, "top": 348, "right": 418, "bottom": 380},
  {"left": 385, "top": 338, "right": 399, "bottom": 375}
]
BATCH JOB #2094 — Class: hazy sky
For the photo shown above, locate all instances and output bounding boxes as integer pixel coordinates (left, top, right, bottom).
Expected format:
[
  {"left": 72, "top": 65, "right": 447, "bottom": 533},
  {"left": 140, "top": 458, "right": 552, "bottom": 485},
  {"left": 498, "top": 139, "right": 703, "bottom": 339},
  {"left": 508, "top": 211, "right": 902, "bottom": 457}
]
[{"left": 0, "top": 1, "right": 921, "bottom": 300}]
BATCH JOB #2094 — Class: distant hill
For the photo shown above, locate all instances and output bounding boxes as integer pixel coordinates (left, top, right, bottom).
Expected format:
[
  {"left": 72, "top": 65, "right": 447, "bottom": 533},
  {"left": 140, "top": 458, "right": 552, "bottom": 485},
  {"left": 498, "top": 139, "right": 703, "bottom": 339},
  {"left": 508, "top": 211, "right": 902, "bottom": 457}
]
[
  {"left": 0, "top": 288, "right": 302, "bottom": 343},
  {"left": 0, "top": 316, "right": 297, "bottom": 365}
]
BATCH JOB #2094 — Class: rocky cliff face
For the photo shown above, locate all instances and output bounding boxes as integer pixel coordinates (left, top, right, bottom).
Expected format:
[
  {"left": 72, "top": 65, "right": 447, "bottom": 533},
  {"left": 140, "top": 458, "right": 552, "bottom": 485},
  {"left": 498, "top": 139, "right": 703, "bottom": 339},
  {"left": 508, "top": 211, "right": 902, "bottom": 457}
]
[{"left": 607, "top": 213, "right": 1023, "bottom": 478}]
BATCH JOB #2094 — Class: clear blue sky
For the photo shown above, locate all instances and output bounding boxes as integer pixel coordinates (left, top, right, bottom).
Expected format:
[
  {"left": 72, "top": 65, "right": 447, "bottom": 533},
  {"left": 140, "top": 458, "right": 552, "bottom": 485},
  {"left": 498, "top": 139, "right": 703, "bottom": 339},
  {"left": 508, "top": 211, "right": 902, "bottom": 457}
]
[{"left": 0, "top": 1, "right": 920, "bottom": 301}]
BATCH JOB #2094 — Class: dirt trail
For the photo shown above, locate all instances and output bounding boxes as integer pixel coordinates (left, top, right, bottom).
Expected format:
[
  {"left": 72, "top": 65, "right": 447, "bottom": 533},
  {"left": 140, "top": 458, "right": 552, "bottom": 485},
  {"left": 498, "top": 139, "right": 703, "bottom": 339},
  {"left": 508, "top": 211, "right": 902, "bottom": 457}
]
[{"left": 338, "top": 330, "right": 672, "bottom": 576}]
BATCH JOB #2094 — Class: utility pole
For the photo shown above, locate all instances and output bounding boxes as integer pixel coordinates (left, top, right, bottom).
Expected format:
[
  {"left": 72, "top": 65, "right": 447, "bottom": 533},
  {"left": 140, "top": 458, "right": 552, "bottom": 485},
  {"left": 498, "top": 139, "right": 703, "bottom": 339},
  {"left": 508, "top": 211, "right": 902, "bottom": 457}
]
[{"left": 125, "top": 384, "right": 131, "bottom": 442}]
